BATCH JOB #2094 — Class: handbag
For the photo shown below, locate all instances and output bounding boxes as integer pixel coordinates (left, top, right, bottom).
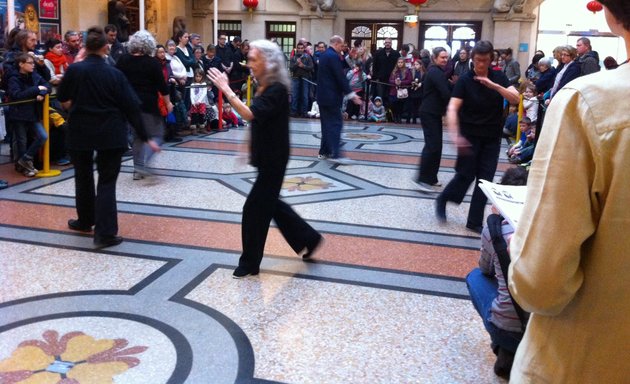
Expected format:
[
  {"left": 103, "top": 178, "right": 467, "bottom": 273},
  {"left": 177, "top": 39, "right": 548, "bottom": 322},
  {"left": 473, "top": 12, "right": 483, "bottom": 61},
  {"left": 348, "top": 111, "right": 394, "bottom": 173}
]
[
  {"left": 157, "top": 92, "right": 168, "bottom": 117},
  {"left": 396, "top": 87, "right": 408, "bottom": 99}
]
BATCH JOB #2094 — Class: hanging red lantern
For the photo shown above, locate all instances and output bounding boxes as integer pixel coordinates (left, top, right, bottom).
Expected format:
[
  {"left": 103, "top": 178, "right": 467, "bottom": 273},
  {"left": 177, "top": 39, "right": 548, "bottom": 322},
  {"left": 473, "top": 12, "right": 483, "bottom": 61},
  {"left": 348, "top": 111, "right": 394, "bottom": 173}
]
[
  {"left": 586, "top": 1, "right": 603, "bottom": 14},
  {"left": 407, "top": 0, "right": 428, "bottom": 13},
  {"left": 243, "top": 0, "right": 259, "bottom": 12}
]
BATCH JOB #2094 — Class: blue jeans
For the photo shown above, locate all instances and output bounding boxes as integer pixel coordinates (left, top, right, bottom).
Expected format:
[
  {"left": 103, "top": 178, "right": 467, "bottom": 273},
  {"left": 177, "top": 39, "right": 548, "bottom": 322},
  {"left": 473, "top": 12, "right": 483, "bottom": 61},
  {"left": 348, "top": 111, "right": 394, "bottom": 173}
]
[
  {"left": 318, "top": 105, "right": 343, "bottom": 158},
  {"left": 291, "top": 77, "right": 310, "bottom": 115},
  {"left": 13, "top": 120, "right": 47, "bottom": 160},
  {"left": 466, "top": 268, "right": 523, "bottom": 353}
]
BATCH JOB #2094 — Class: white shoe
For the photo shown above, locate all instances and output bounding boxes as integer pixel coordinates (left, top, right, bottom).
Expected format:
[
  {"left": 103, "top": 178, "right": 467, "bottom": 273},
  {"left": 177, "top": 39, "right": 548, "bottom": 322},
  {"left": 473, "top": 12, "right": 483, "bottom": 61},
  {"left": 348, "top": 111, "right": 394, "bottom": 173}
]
[
  {"left": 329, "top": 157, "right": 355, "bottom": 165},
  {"left": 415, "top": 181, "right": 439, "bottom": 193},
  {"left": 317, "top": 154, "right": 328, "bottom": 160}
]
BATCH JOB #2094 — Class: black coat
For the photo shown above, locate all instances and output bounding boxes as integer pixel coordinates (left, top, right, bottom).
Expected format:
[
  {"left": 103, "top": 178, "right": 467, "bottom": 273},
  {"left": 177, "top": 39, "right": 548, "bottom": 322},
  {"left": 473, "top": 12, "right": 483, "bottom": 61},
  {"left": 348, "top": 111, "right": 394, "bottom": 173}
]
[
  {"left": 7, "top": 71, "right": 50, "bottom": 122},
  {"left": 372, "top": 48, "right": 400, "bottom": 81},
  {"left": 57, "top": 54, "right": 148, "bottom": 151}
]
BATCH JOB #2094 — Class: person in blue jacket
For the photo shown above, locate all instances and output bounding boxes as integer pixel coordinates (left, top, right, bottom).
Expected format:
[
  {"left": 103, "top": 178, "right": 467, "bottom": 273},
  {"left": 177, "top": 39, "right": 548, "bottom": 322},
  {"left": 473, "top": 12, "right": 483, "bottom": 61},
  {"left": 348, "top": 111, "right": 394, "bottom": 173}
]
[{"left": 315, "top": 35, "right": 361, "bottom": 164}]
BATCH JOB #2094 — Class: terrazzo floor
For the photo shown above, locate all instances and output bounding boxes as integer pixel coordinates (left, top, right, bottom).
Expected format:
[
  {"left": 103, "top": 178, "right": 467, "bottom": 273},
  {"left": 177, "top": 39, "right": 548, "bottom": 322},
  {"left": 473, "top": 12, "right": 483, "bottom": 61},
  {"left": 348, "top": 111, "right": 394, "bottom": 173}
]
[{"left": 0, "top": 118, "right": 511, "bottom": 383}]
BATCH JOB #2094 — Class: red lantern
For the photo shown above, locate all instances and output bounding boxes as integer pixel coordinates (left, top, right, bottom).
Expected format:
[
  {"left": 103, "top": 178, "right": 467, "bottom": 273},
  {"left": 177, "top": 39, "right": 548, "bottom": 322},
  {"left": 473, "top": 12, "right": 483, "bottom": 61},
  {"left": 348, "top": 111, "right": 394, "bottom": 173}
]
[
  {"left": 243, "top": 0, "right": 259, "bottom": 12},
  {"left": 586, "top": 0, "right": 603, "bottom": 14},
  {"left": 408, "top": 0, "right": 428, "bottom": 13}
]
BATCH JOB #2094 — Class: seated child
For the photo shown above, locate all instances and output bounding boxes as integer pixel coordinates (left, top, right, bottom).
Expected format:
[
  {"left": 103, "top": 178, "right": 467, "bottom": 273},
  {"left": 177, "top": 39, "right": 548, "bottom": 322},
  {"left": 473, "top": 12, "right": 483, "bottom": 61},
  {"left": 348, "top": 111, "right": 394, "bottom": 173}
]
[
  {"left": 507, "top": 117, "right": 536, "bottom": 164},
  {"left": 367, "top": 96, "right": 386, "bottom": 122},
  {"left": 502, "top": 104, "right": 518, "bottom": 137},
  {"left": 189, "top": 69, "right": 208, "bottom": 135},
  {"left": 466, "top": 166, "right": 530, "bottom": 380},
  {"left": 222, "top": 103, "right": 239, "bottom": 128}
]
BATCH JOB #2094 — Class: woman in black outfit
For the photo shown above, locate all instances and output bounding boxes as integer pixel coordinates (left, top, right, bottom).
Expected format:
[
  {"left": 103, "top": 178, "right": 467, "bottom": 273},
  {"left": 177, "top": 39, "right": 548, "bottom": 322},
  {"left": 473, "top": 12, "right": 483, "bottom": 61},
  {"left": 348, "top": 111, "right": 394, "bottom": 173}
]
[
  {"left": 207, "top": 40, "right": 322, "bottom": 278},
  {"left": 416, "top": 47, "right": 452, "bottom": 192}
]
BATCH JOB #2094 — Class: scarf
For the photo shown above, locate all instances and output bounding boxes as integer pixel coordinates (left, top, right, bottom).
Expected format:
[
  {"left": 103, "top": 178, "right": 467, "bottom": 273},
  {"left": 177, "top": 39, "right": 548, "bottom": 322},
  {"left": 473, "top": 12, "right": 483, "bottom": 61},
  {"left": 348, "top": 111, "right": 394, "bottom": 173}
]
[{"left": 44, "top": 51, "right": 68, "bottom": 75}]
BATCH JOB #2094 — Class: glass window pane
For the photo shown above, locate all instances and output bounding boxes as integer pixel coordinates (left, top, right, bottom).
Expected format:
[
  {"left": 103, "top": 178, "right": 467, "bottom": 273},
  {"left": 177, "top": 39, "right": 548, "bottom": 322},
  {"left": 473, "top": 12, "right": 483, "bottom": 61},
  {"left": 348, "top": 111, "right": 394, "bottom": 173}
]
[
  {"left": 425, "top": 26, "right": 447, "bottom": 39},
  {"left": 453, "top": 27, "right": 475, "bottom": 40}
]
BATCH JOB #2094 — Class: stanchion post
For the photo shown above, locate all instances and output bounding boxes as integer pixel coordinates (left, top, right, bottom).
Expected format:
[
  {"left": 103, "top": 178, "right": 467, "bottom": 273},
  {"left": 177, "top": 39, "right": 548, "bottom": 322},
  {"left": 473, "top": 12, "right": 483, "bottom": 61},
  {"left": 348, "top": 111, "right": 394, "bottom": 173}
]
[
  {"left": 515, "top": 94, "right": 523, "bottom": 143},
  {"left": 247, "top": 75, "right": 252, "bottom": 107},
  {"left": 217, "top": 89, "right": 223, "bottom": 130},
  {"left": 37, "top": 94, "right": 61, "bottom": 178}
]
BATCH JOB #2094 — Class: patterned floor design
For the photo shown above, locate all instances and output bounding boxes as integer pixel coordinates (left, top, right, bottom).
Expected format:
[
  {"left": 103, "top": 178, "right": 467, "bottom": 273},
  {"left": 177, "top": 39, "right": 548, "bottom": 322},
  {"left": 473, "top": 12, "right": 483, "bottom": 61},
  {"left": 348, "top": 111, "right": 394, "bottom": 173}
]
[{"left": 0, "top": 119, "right": 510, "bottom": 383}]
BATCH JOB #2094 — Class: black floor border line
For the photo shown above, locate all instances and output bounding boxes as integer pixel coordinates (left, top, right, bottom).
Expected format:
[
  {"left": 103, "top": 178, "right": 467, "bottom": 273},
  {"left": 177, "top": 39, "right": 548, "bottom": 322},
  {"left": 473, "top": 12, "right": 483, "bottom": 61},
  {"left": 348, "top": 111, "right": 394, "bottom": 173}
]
[
  {"left": 0, "top": 311, "right": 193, "bottom": 384},
  {"left": 170, "top": 264, "right": 256, "bottom": 384}
]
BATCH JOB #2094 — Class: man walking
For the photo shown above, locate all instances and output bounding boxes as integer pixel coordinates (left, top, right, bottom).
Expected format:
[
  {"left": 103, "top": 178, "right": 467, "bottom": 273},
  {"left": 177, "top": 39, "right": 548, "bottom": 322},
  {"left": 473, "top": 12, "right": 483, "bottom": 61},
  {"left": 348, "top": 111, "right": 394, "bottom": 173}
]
[{"left": 316, "top": 35, "right": 361, "bottom": 164}]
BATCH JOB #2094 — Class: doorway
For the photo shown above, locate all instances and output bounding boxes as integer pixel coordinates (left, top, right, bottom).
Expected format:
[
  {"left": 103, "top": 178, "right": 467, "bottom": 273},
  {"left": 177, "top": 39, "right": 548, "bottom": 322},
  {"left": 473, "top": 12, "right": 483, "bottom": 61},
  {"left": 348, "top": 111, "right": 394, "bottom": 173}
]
[{"left": 345, "top": 20, "right": 404, "bottom": 55}]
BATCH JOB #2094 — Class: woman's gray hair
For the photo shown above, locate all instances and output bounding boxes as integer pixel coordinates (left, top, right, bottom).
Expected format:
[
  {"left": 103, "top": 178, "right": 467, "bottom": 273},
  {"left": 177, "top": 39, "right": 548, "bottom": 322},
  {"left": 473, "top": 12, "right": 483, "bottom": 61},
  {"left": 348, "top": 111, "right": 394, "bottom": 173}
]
[
  {"left": 537, "top": 57, "right": 553, "bottom": 68},
  {"left": 249, "top": 39, "right": 290, "bottom": 91},
  {"left": 127, "top": 30, "right": 157, "bottom": 56},
  {"left": 165, "top": 39, "right": 176, "bottom": 47}
]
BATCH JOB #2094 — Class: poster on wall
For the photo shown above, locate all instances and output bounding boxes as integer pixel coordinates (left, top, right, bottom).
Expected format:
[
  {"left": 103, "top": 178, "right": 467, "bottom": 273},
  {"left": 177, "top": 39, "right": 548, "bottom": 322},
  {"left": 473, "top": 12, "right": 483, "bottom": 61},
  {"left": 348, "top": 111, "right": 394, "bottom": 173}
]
[{"left": 39, "top": 0, "right": 58, "bottom": 19}]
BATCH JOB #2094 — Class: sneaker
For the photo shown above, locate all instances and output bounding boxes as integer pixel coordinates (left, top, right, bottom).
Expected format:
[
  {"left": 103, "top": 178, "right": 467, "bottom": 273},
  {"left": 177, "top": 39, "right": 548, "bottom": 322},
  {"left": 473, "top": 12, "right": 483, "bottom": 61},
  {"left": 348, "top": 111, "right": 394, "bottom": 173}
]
[
  {"left": 317, "top": 154, "right": 328, "bottom": 160},
  {"left": 18, "top": 157, "right": 38, "bottom": 175},
  {"left": 56, "top": 157, "right": 71, "bottom": 166},
  {"left": 415, "top": 181, "right": 439, "bottom": 193},
  {"left": 22, "top": 168, "right": 36, "bottom": 177},
  {"left": 232, "top": 266, "right": 260, "bottom": 279},
  {"left": 328, "top": 157, "right": 355, "bottom": 165},
  {"left": 133, "top": 172, "right": 145, "bottom": 180}
]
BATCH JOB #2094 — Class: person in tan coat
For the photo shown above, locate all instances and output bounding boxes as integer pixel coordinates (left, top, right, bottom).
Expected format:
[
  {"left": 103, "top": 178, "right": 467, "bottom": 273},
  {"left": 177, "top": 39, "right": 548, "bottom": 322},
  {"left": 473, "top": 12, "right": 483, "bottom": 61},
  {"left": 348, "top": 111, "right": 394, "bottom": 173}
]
[{"left": 508, "top": 1, "right": 630, "bottom": 382}]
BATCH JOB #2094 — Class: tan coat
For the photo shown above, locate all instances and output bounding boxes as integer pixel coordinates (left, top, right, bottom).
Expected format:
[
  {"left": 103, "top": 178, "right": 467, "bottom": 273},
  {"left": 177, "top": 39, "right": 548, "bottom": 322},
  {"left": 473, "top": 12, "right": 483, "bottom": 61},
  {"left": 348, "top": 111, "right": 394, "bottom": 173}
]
[{"left": 508, "top": 65, "right": 630, "bottom": 382}]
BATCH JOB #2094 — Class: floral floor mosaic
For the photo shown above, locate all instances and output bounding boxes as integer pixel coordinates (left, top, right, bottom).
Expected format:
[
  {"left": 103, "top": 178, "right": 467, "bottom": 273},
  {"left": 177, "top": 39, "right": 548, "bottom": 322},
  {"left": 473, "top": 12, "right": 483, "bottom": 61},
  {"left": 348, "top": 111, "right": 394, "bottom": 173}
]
[{"left": 0, "top": 119, "right": 511, "bottom": 383}]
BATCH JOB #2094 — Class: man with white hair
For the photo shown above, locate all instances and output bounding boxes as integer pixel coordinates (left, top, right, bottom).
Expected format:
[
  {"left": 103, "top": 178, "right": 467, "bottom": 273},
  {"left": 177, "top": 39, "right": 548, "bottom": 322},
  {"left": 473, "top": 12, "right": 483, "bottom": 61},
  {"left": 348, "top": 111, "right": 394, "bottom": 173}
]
[{"left": 316, "top": 35, "right": 361, "bottom": 164}]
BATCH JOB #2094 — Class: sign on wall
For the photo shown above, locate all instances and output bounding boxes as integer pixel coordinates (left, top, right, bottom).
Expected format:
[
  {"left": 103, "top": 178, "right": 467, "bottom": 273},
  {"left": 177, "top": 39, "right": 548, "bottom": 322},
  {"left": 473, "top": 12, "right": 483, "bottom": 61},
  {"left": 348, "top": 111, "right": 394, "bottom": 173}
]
[{"left": 0, "top": 0, "right": 62, "bottom": 46}]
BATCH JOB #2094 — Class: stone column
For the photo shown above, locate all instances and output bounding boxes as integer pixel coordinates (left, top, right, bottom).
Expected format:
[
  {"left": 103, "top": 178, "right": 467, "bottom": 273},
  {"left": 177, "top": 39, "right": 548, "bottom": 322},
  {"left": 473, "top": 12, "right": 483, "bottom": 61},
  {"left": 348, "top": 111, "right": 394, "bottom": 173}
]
[{"left": 492, "top": 13, "right": 537, "bottom": 71}]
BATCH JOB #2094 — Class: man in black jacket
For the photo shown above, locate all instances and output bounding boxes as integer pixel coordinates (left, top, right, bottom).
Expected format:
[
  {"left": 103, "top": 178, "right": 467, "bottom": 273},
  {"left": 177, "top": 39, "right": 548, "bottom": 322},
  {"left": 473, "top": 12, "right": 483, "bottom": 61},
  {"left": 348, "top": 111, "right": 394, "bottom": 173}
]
[
  {"left": 57, "top": 26, "right": 160, "bottom": 248},
  {"left": 371, "top": 38, "right": 400, "bottom": 107},
  {"left": 576, "top": 37, "right": 601, "bottom": 76}
]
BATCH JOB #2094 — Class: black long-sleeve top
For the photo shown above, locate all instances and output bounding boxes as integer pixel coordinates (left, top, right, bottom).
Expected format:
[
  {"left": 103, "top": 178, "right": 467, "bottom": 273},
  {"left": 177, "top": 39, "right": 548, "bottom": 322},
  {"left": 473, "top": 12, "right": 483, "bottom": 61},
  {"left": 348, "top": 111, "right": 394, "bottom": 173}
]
[
  {"left": 57, "top": 54, "right": 148, "bottom": 151},
  {"left": 419, "top": 64, "right": 452, "bottom": 116}
]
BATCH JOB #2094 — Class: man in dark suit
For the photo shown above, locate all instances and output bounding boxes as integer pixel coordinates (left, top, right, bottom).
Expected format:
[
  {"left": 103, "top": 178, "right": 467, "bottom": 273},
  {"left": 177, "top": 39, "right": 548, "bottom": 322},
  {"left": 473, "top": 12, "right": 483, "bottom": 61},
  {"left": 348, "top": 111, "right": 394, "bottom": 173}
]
[
  {"left": 316, "top": 35, "right": 361, "bottom": 164},
  {"left": 57, "top": 26, "right": 160, "bottom": 248}
]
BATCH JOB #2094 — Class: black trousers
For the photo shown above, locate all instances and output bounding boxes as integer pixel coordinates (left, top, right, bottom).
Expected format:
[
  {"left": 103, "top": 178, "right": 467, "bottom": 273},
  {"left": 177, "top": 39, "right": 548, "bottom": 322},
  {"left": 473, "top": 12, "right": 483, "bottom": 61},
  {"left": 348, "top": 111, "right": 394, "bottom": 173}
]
[
  {"left": 70, "top": 148, "right": 125, "bottom": 239},
  {"left": 418, "top": 112, "right": 444, "bottom": 185},
  {"left": 239, "top": 163, "right": 321, "bottom": 271},
  {"left": 439, "top": 134, "right": 501, "bottom": 228}
]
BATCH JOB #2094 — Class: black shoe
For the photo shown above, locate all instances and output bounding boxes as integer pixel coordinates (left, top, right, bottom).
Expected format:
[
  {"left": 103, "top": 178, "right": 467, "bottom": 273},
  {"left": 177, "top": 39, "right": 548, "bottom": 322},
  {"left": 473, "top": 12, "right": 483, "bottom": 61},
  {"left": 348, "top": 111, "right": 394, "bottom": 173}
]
[
  {"left": 68, "top": 219, "right": 93, "bottom": 232},
  {"left": 0, "top": 180, "right": 8, "bottom": 190},
  {"left": 302, "top": 234, "right": 323, "bottom": 260},
  {"left": 165, "top": 136, "right": 183, "bottom": 143},
  {"left": 466, "top": 223, "right": 483, "bottom": 234},
  {"left": 493, "top": 347, "right": 515, "bottom": 380},
  {"left": 232, "top": 266, "right": 260, "bottom": 279},
  {"left": 94, "top": 235, "right": 123, "bottom": 249},
  {"left": 435, "top": 194, "right": 447, "bottom": 223}
]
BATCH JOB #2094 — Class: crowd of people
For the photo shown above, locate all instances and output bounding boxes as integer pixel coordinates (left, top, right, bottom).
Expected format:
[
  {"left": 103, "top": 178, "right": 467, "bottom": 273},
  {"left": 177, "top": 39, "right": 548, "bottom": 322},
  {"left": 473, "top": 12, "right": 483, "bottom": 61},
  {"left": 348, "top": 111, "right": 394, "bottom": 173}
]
[{"left": 0, "top": 3, "right": 628, "bottom": 380}]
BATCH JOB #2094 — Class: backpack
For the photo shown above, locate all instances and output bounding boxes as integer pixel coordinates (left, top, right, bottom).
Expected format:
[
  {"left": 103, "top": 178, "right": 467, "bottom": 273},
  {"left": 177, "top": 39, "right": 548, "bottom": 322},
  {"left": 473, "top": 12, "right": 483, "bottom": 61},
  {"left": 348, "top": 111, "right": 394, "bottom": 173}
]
[{"left": 487, "top": 213, "right": 529, "bottom": 332}]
